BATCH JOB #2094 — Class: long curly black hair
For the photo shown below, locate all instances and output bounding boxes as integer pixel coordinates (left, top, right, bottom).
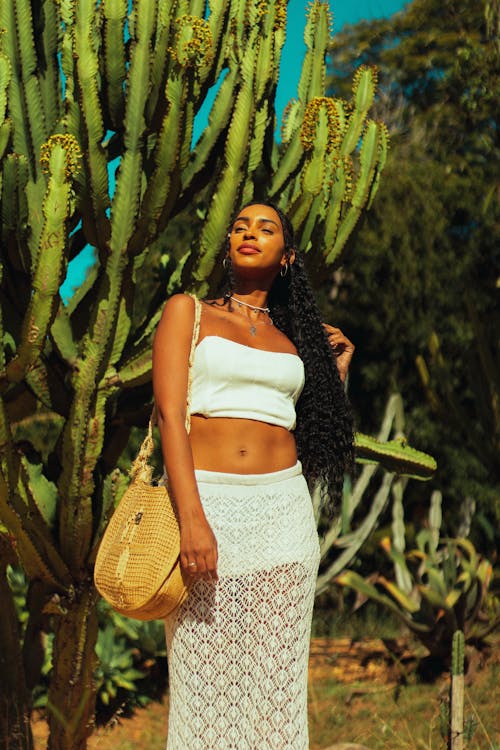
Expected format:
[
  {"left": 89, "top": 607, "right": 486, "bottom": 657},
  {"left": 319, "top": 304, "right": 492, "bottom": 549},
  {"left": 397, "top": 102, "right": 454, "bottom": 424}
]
[{"left": 218, "top": 201, "right": 355, "bottom": 518}]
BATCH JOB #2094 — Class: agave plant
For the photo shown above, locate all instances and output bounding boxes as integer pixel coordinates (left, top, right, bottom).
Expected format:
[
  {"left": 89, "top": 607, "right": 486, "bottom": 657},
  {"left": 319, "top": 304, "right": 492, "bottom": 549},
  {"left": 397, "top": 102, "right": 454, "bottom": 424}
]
[
  {"left": 94, "top": 624, "right": 147, "bottom": 709},
  {"left": 337, "top": 488, "right": 497, "bottom": 663}
]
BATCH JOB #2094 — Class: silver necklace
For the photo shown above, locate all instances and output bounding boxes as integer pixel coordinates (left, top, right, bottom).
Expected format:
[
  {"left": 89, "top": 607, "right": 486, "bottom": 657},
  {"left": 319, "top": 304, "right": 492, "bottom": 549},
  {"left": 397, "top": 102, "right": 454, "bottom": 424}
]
[
  {"left": 229, "top": 295, "right": 270, "bottom": 313},
  {"left": 229, "top": 296, "right": 272, "bottom": 336}
]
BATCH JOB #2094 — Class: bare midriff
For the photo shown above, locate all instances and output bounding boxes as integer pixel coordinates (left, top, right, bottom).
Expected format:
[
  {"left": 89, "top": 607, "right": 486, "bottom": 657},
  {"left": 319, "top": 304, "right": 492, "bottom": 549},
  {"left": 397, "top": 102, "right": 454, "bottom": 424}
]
[{"left": 189, "top": 415, "right": 298, "bottom": 474}]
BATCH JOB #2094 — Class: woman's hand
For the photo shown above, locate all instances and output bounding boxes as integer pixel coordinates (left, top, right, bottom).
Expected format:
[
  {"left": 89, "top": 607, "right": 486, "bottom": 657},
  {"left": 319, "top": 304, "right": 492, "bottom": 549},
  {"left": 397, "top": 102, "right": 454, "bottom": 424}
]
[
  {"left": 323, "top": 323, "right": 355, "bottom": 383},
  {"left": 180, "top": 517, "right": 218, "bottom": 582}
]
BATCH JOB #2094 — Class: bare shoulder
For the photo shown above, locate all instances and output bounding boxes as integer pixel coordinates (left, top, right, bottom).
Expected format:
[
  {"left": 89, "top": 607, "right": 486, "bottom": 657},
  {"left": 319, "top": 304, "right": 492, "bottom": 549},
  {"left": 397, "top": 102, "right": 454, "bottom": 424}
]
[
  {"left": 162, "top": 293, "right": 196, "bottom": 319},
  {"left": 154, "top": 294, "right": 197, "bottom": 348}
]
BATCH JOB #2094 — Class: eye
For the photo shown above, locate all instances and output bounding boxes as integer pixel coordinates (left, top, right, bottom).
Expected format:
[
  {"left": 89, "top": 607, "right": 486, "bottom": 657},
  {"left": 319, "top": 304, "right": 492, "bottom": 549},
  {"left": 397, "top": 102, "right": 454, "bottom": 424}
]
[{"left": 262, "top": 228, "right": 273, "bottom": 234}]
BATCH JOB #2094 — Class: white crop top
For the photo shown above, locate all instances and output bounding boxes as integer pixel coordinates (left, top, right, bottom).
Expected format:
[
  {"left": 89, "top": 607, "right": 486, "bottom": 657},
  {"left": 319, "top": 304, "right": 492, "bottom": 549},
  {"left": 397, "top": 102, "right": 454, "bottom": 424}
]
[{"left": 189, "top": 336, "right": 305, "bottom": 430}]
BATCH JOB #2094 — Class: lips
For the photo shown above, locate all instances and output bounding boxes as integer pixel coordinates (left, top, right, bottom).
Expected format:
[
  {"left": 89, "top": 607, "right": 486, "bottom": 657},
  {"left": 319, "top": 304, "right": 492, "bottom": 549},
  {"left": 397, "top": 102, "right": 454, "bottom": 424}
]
[{"left": 238, "top": 244, "right": 260, "bottom": 254}]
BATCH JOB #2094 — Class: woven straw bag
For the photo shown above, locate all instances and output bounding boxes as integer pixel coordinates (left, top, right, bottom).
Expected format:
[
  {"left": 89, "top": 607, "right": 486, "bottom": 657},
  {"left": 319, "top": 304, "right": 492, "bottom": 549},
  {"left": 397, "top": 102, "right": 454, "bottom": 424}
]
[{"left": 94, "top": 295, "right": 202, "bottom": 620}]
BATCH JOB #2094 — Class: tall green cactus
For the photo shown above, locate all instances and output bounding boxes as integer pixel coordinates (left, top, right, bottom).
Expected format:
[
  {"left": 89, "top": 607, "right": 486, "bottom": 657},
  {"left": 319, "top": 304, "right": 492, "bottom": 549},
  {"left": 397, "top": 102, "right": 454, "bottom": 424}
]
[{"left": 0, "top": 2, "right": 403, "bottom": 747}]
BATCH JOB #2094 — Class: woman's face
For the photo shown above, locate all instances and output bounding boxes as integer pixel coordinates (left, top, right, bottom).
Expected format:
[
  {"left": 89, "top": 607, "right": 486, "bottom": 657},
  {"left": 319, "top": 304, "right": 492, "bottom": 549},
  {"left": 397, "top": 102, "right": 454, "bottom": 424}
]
[{"left": 228, "top": 204, "right": 289, "bottom": 279}]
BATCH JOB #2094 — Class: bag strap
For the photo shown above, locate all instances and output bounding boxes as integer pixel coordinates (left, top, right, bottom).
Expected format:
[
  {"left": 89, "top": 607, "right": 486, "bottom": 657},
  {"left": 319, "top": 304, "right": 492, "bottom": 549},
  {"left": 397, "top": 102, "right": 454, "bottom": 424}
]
[
  {"left": 184, "top": 294, "right": 202, "bottom": 433},
  {"left": 131, "top": 294, "right": 202, "bottom": 482}
]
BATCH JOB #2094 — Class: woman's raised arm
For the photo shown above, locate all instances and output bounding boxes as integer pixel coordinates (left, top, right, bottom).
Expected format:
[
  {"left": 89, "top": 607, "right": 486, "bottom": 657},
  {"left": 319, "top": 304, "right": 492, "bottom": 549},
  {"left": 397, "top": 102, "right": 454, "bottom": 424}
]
[{"left": 322, "top": 322, "right": 355, "bottom": 383}]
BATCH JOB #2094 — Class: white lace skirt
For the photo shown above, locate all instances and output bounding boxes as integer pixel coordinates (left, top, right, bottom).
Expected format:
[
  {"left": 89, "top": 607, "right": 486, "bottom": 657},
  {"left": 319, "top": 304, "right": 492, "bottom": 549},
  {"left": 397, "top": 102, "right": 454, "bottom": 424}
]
[{"left": 164, "top": 462, "right": 320, "bottom": 750}]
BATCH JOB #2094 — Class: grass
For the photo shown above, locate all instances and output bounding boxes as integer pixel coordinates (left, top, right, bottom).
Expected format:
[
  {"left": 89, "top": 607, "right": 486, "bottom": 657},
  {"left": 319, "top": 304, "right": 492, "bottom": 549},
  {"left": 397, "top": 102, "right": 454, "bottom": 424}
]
[
  {"left": 32, "top": 634, "right": 500, "bottom": 750},
  {"left": 312, "top": 600, "right": 403, "bottom": 639},
  {"left": 308, "top": 650, "right": 499, "bottom": 750}
]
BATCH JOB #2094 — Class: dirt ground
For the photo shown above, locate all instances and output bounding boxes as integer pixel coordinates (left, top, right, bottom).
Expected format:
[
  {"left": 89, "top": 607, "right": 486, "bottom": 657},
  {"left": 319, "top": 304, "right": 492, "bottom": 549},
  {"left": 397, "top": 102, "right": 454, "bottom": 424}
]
[{"left": 32, "top": 637, "right": 500, "bottom": 750}]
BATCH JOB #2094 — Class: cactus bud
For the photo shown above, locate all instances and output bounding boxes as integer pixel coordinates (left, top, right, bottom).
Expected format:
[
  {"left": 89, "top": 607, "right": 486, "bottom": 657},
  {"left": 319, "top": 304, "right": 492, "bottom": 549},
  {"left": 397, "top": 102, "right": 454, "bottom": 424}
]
[
  {"left": 40, "top": 133, "right": 82, "bottom": 178},
  {"left": 170, "top": 15, "right": 213, "bottom": 72},
  {"left": 300, "top": 96, "right": 341, "bottom": 155}
]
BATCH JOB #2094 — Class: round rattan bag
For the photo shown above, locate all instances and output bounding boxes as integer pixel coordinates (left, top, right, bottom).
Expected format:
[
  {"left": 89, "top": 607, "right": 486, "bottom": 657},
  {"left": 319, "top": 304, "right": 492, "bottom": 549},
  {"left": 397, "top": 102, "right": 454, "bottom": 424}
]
[
  {"left": 94, "top": 295, "right": 201, "bottom": 620},
  {"left": 93, "top": 446, "right": 188, "bottom": 620}
]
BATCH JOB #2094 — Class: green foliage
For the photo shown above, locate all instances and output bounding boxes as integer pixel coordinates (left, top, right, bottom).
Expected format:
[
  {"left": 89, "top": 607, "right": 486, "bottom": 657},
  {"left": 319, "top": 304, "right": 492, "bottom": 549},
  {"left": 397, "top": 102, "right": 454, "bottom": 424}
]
[
  {"left": 416, "top": 320, "right": 500, "bottom": 524},
  {"left": 94, "top": 609, "right": 169, "bottom": 717},
  {"left": 6, "top": 565, "right": 29, "bottom": 626},
  {"left": 7, "top": 568, "right": 168, "bottom": 718},
  {"left": 336, "top": 490, "right": 498, "bottom": 664},
  {"left": 94, "top": 625, "right": 147, "bottom": 709},
  {"left": 326, "top": 0, "right": 500, "bottom": 526}
]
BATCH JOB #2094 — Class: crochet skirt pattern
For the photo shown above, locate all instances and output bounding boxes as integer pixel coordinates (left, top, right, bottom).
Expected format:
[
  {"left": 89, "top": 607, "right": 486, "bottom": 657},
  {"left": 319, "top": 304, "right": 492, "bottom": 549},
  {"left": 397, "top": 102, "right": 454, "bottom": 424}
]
[{"left": 164, "top": 462, "right": 320, "bottom": 750}]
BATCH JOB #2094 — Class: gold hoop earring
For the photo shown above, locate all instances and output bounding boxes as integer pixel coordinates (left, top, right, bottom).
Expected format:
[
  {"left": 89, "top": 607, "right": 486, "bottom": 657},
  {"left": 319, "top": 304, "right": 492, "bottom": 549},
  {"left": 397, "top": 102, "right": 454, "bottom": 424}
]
[{"left": 280, "top": 261, "right": 289, "bottom": 277}]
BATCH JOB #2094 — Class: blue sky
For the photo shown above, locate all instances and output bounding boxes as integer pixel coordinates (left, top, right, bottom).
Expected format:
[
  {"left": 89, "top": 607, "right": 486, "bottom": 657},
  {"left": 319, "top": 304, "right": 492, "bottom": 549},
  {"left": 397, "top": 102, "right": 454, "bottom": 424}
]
[
  {"left": 60, "top": 0, "right": 407, "bottom": 298},
  {"left": 276, "top": 0, "right": 407, "bottom": 117}
]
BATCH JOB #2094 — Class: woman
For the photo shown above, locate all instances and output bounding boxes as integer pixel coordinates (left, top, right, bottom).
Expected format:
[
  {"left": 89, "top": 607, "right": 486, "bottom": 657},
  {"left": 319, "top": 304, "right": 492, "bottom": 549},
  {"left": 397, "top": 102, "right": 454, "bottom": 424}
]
[{"left": 152, "top": 201, "right": 355, "bottom": 749}]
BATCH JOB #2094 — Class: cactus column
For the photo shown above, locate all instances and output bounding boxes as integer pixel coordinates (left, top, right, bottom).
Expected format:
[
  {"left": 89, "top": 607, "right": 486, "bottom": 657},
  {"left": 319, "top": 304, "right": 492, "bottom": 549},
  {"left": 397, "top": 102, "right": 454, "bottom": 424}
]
[
  {"left": 450, "top": 630, "right": 465, "bottom": 750},
  {"left": 47, "top": 587, "right": 99, "bottom": 750}
]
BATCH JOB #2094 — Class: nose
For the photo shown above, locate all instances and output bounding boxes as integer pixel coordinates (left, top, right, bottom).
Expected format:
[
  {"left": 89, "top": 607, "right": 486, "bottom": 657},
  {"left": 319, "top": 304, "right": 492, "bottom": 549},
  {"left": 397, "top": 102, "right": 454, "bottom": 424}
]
[{"left": 243, "top": 224, "right": 256, "bottom": 239}]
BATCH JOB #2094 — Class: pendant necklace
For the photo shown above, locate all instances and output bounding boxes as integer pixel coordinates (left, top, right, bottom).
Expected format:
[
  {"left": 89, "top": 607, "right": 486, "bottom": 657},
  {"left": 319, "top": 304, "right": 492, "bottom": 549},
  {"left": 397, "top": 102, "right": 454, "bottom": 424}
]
[{"left": 229, "top": 295, "right": 273, "bottom": 336}]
